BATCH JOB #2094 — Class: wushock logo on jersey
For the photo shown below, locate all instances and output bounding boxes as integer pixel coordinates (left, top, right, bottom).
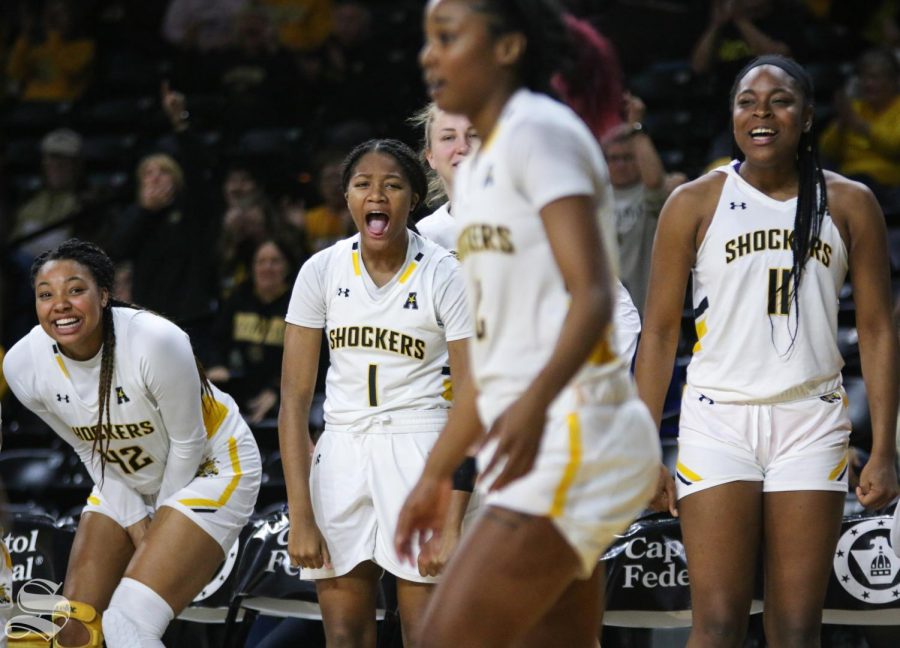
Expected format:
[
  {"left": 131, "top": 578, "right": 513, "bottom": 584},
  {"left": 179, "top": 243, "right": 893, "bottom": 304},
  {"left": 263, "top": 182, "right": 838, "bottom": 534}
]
[{"left": 833, "top": 518, "right": 900, "bottom": 604}]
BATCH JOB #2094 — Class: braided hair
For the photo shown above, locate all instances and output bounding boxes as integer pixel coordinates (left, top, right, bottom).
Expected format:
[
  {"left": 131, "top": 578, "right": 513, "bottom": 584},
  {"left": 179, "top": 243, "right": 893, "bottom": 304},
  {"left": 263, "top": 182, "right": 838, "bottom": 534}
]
[
  {"left": 471, "top": 0, "right": 570, "bottom": 95},
  {"left": 341, "top": 139, "right": 429, "bottom": 221},
  {"left": 31, "top": 238, "right": 213, "bottom": 480},
  {"left": 729, "top": 55, "right": 827, "bottom": 348}
]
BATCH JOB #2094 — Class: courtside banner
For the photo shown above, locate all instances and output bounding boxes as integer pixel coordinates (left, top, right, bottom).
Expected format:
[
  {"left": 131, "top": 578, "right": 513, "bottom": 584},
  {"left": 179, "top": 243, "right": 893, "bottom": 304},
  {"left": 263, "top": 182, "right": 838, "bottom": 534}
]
[
  {"left": 232, "top": 510, "right": 318, "bottom": 602},
  {"left": 5, "top": 513, "right": 74, "bottom": 595},
  {"left": 823, "top": 513, "right": 900, "bottom": 624}
]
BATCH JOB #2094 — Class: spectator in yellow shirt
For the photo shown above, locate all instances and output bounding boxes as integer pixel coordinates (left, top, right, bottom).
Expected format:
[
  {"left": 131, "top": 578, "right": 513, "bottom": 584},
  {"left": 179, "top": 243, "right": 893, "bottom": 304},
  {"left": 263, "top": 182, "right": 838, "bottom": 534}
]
[
  {"left": 6, "top": 0, "right": 95, "bottom": 102},
  {"left": 820, "top": 48, "right": 900, "bottom": 212}
]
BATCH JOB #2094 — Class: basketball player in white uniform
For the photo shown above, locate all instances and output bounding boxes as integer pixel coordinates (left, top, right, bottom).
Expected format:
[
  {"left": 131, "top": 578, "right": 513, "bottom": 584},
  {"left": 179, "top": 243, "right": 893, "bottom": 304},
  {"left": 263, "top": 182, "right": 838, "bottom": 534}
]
[
  {"left": 412, "top": 100, "right": 643, "bottom": 363},
  {"left": 3, "top": 239, "right": 261, "bottom": 648},
  {"left": 396, "top": 2, "right": 660, "bottom": 646},
  {"left": 636, "top": 56, "right": 898, "bottom": 645},
  {"left": 279, "top": 139, "right": 473, "bottom": 646}
]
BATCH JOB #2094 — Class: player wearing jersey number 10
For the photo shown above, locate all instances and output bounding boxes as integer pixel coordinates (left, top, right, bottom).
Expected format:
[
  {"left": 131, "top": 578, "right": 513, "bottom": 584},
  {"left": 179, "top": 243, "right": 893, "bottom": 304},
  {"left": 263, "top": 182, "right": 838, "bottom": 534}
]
[{"left": 636, "top": 55, "right": 899, "bottom": 647}]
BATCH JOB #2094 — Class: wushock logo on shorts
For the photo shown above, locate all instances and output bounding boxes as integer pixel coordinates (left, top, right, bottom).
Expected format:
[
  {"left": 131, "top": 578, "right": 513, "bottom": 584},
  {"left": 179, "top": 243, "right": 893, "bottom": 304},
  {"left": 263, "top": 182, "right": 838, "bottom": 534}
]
[
  {"left": 833, "top": 518, "right": 900, "bottom": 604},
  {"left": 5, "top": 578, "right": 70, "bottom": 641}
]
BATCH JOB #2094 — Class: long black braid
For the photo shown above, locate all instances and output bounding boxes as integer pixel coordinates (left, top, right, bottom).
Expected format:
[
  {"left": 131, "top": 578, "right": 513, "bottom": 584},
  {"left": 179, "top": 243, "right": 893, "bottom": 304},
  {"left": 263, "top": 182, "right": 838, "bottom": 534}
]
[
  {"left": 31, "top": 238, "right": 214, "bottom": 481},
  {"left": 729, "top": 55, "right": 828, "bottom": 350}
]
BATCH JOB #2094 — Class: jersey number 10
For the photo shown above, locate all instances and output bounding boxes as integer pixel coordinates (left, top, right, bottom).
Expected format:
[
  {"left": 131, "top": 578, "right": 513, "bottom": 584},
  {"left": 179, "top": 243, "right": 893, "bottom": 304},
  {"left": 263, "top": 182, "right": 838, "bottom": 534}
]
[{"left": 767, "top": 268, "right": 793, "bottom": 316}]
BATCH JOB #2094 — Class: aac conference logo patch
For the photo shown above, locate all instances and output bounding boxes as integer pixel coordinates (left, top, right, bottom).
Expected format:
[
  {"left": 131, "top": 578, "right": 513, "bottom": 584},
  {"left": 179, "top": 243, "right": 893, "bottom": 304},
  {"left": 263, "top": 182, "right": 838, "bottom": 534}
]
[{"left": 834, "top": 518, "right": 900, "bottom": 604}]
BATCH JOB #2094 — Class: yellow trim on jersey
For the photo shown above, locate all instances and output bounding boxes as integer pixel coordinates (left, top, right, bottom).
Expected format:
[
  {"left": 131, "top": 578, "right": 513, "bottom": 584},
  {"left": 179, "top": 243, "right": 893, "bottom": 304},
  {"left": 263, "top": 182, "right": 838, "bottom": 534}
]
[
  {"left": 828, "top": 451, "right": 849, "bottom": 481},
  {"left": 178, "top": 436, "right": 242, "bottom": 509},
  {"left": 550, "top": 413, "right": 582, "bottom": 518},
  {"left": 397, "top": 261, "right": 418, "bottom": 284},
  {"left": 201, "top": 396, "right": 228, "bottom": 439},
  {"left": 55, "top": 354, "right": 70, "bottom": 379},
  {"left": 587, "top": 338, "right": 616, "bottom": 366},
  {"left": 1, "top": 542, "right": 11, "bottom": 570},
  {"left": 87, "top": 495, "right": 101, "bottom": 506},
  {"left": 676, "top": 460, "right": 702, "bottom": 482},
  {"left": 352, "top": 250, "right": 361, "bottom": 276},
  {"left": 692, "top": 319, "right": 708, "bottom": 353}
]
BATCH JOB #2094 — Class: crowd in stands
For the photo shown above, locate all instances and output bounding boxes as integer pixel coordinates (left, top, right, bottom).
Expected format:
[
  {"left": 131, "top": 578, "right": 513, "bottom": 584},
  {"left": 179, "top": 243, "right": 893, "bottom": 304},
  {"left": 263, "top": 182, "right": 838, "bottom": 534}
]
[{"left": 0, "top": 0, "right": 897, "bottom": 445}]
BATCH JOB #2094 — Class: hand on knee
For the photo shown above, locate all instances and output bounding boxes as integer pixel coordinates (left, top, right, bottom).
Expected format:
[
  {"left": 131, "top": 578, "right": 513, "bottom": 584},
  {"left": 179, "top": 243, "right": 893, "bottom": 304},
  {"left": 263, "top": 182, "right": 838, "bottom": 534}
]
[{"left": 101, "top": 578, "right": 173, "bottom": 648}]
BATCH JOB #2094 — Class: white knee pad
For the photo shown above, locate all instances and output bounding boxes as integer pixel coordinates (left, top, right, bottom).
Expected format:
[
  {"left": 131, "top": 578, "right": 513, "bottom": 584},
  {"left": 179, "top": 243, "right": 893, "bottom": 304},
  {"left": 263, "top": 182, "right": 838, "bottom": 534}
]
[{"left": 101, "top": 578, "right": 173, "bottom": 648}]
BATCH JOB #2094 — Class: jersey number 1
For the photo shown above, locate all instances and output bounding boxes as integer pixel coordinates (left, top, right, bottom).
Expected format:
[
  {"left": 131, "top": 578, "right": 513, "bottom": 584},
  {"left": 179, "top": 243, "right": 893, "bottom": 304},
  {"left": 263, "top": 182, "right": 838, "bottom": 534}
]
[{"left": 767, "top": 268, "right": 793, "bottom": 316}]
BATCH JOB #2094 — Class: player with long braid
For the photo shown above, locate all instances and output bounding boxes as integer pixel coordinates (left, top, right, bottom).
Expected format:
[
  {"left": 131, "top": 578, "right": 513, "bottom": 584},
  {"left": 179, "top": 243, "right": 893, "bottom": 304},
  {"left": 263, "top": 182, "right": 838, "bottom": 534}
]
[
  {"left": 3, "top": 239, "right": 261, "bottom": 647},
  {"left": 636, "top": 55, "right": 899, "bottom": 646}
]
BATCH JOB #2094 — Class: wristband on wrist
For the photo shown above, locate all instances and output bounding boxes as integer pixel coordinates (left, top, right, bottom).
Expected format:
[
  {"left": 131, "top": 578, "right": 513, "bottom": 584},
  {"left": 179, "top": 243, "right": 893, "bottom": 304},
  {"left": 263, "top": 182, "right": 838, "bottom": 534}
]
[{"left": 451, "top": 456, "right": 477, "bottom": 492}]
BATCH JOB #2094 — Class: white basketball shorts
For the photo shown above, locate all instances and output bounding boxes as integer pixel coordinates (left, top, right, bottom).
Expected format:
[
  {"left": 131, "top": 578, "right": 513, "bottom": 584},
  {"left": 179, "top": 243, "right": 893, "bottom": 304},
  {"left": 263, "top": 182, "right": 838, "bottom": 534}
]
[
  {"left": 478, "top": 374, "right": 660, "bottom": 578},
  {"left": 302, "top": 410, "right": 452, "bottom": 583},
  {"left": 84, "top": 426, "right": 262, "bottom": 553},
  {"left": 675, "top": 385, "right": 851, "bottom": 499}
]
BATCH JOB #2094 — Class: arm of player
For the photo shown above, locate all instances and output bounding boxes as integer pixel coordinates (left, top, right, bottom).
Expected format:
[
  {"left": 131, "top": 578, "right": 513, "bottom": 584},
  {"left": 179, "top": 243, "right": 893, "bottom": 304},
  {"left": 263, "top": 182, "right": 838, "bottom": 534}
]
[
  {"left": 635, "top": 182, "right": 705, "bottom": 516},
  {"left": 396, "top": 356, "right": 482, "bottom": 565},
  {"left": 836, "top": 179, "right": 900, "bottom": 509},
  {"left": 138, "top": 316, "right": 207, "bottom": 506},
  {"left": 279, "top": 324, "right": 331, "bottom": 569},
  {"left": 417, "top": 338, "right": 475, "bottom": 576},
  {"left": 480, "top": 194, "right": 614, "bottom": 491}
]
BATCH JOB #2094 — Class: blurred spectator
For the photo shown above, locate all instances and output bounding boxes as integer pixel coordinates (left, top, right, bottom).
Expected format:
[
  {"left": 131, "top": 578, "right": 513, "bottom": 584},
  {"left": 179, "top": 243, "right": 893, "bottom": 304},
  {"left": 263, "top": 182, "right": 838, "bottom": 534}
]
[
  {"left": 162, "top": 0, "right": 245, "bottom": 52},
  {"left": 260, "top": 0, "right": 333, "bottom": 52},
  {"left": 300, "top": 148, "right": 353, "bottom": 251},
  {"left": 218, "top": 194, "right": 307, "bottom": 298},
  {"left": 820, "top": 48, "right": 900, "bottom": 214},
  {"left": 223, "top": 162, "right": 265, "bottom": 211},
  {"left": 691, "top": 0, "right": 803, "bottom": 128},
  {"left": 10, "top": 128, "right": 83, "bottom": 258},
  {"left": 214, "top": 4, "right": 297, "bottom": 129},
  {"left": 6, "top": 0, "right": 95, "bottom": 102},
  {"left": 552, "top": 14, "right": 624, "bottom": 141},
  {"left": 110, "top": 83, "right": 219, "bottom": 358},
  {"left": 207, "top": 238, "right": 297, "bottom": 424},
  {"left": 602, "top": 94, "right": 685, "bottom": 317}
]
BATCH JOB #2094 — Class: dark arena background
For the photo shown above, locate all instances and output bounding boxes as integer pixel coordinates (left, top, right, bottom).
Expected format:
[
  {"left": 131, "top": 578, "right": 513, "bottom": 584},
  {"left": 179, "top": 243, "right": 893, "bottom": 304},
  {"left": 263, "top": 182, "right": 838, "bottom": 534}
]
[{"left": 1, "top": 1, "right": 900, "bottom": 646}]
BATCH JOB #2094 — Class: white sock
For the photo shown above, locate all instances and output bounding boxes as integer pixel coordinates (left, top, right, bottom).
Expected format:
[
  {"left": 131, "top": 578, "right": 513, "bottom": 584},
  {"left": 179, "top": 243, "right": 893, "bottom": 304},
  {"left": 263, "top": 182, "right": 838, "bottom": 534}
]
[{"left": 102, "top": 578, "right": 173, "bottom": 648}]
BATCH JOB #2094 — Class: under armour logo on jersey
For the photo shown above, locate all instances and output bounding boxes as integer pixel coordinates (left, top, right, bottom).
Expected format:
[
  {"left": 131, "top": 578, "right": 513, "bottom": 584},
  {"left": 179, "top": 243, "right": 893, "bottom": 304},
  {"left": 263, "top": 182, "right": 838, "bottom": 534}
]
[
  {"left": 403, "top": 292, "right": 418, "bottom": 310},
  {"left": 484, "top": 166, "right": 494, "bottom": 188},
  {"left": 730, "top": 202, "right": 747, "bottom": 210},
  {"left": 56, "top": 394, "right": 70, "bottom": 403},
  {"left": 337, "top": 288, "right": 350, "bottom": 298},
  {"left": 315, "top": 453, "right": 321, "bottom": 465},
  {"left": 115, "top": 386, "right": 130, "bottom": 405},
  {"left": 698, "top": 394, "right": 715, "bottom": 405}
]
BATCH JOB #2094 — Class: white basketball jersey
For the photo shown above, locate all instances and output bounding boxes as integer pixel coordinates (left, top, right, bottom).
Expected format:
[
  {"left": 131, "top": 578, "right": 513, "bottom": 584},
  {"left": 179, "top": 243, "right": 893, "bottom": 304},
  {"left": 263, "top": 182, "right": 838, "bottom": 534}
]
[
  {"left": 452, "top": 89, "right": 623, "bottom": 427},
  {"left": 417, "top": 203, "right": 457, "bottom": 253},
  {"left": 4, "top": 308, "right": 242, "bottom": 495},
  {"left": 286, "top": 232, "right": 471, "bottom": 427},
  {"left": 687, "top": 162, "right": 848, "bottom": 402}
]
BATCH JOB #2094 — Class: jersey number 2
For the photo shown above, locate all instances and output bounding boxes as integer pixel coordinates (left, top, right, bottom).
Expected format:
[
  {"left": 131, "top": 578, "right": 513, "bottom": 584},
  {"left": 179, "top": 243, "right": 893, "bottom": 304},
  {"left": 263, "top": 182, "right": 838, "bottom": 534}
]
[{"left": 767, "top": 268, "right": 793, "bottom": 316}]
